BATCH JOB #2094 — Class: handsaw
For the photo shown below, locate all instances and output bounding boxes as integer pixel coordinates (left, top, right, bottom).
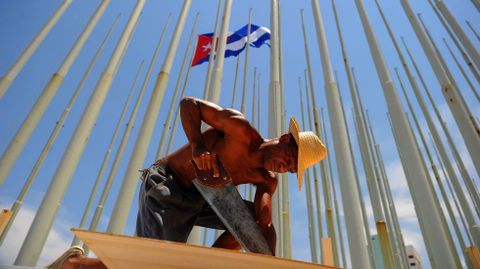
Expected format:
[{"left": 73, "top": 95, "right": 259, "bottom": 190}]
[{"left": 191, "top": 160, "right": 273, "bottom": 255}]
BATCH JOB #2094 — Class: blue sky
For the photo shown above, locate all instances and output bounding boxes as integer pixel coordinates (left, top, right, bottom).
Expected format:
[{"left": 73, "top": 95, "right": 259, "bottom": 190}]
[{"left": 0, "top": 0, "right": 479, "bottom": 268}]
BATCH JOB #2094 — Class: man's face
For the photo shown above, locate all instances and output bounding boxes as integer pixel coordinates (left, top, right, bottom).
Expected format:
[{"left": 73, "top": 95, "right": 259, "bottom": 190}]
[{"left": 264, "top": 134, "right": 298, "bottom": 173}]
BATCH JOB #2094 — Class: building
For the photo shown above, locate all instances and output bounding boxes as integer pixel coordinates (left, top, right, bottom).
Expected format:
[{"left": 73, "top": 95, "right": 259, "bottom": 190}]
[{"left": 405, "top": 245, "right": 423, "bottom": 269}]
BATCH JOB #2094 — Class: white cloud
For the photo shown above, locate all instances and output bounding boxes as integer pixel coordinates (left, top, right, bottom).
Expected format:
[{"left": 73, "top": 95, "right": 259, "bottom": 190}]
[{"left": 0, "top": 204, "right": 72, "bottom": 267}]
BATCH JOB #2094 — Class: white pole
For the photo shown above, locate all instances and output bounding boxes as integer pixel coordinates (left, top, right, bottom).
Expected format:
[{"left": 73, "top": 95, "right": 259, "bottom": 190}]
[
  {"left": 0, "top": 0, "right": 72, "bottom": 97},
  {"left": 230, "top": 57, "right": 241, "bottom": 108},
  {"left": 0, "top": 0, "right": 109, "bottom": 186},
  {"left": 435, "top": 0, "right": 480, "bottom": 71},
  {"left": 304, "top": 69, "right": 324, "bottom": 262},
  {"left": 334, "top": 1, "right": 397, "bottom": 267},
  {"left": 417, "top": 14, "right": 480, "bottom": 177},
  {"left": 311, "top": 1, "right": 371, "bottom": 267},
  {"left": 402, "top": 0, "right": 480, "bottom": 172},
  {"left": 240, "top": 9, "right": 252, "bottom": 114},
  {"left": 203, "top": 0, "right": 223, "bottom": 99},
  {"left": 87, "top": 13, "right": 173, "bottom": 234},
  {"left": 72, "top": 60, "right": 145, "bottom": 247},
  {"left": 156, "top": 13, "right": 200, "bottom": 158},
  {"left": 299, "top": 76, "right": 318, "bottom": 263},
  {"left": 394, "top": 69, "right": 464, "bottom": 268},
  {"left": 442, "top": 38, "right": 480, "bottom": 103},
  {"left": 300, "top": 12, "right": 325, "bottom": 245},
  {"left": 0, "top": 13, "right": 120, "bottom": 247},
  {"left": 107, "top": 0, "right": 191, "bottom": 235},
  {"left": 269, "top": 0, "right": 282, "bottom": 256},
  {"left": 401, "top": 37, "right": 480, "bottom": 214},
  {"left": 396, "top": 67, "right": 468, "bottom": 253},
  {"left": 355, "top": 0, "right": 457, "bottom": 267},
  {"left": 466, "top": 21, "right": 480, "bottom": 42},
  {"left": 14, "top": 1, "right": 144, "bottom": 266},
  {"left": 469, "top": 0, "right": 480, "bottom": 12},
  {"left": 426, "top": 0, "right": 480, "bottom": 85},
  {"left": 207, "top": 0, "right": 233, "bottom": 104},
  {"left": 376, "top": 0, "right": 475, "bottom": 253}
]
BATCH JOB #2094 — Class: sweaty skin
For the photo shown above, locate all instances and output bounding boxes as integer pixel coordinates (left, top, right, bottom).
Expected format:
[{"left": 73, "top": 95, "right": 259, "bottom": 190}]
[{"left": 58, "top": 97, "right": 297, "bottom": 268}]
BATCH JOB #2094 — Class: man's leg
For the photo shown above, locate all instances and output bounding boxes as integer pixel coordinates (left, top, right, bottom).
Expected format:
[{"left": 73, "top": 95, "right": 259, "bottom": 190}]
[
  {"left": 212, "top": 230, "right": 241, "bottom": 250},
  {"left": 211, "top": 224, "right": 276, "bottom": 255}
]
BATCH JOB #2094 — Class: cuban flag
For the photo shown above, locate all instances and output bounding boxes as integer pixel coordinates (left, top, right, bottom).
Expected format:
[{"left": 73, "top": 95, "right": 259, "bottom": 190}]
[{"left": 191, "top": 24, "right": 271, "bottom": 66}]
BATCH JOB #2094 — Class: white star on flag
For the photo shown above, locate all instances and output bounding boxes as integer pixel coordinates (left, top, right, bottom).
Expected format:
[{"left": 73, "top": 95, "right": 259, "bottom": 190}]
[{"left": 202, "top": 42, "right": 212, "bottom": 52}]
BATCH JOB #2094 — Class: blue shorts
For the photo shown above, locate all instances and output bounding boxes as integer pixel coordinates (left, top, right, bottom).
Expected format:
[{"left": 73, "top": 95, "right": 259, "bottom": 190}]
[{"left": 135, "top": 162, "right": 255, "bottom": 242}]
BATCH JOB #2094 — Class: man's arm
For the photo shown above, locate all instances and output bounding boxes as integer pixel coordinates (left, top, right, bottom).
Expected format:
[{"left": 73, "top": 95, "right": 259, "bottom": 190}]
[
  {"left": 254, "top": 173, "right": 278, "bottom": 228},
  {"left": 179, "top": 97, "right": 250, "bottom": 174}
]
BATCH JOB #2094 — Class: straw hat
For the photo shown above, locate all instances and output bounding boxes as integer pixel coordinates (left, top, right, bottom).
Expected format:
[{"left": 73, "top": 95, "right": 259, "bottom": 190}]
[{"left": 289, "top": 116, "right": 327, "bottom": 190}]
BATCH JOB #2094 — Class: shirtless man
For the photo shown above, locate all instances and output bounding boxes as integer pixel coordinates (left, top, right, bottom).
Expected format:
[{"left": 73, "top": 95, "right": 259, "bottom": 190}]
[{"left": 45, "top": 97, "right": 326, "bottom": 269}]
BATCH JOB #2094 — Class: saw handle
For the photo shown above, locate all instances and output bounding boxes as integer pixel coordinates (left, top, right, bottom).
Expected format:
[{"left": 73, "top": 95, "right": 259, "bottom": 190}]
[{"left": 191, "top": 160, "right": 232, "bottom": 188}]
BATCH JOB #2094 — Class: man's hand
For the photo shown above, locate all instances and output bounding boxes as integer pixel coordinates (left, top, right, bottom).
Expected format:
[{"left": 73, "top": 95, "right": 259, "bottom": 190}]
[{"left": 192, "top": 147, "right": 220, "bottom": 177}]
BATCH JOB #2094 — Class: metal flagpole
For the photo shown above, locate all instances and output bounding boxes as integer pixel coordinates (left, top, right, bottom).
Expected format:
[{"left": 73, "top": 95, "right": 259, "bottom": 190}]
[
  {"left": 401, "top": 38, "right": 480, "bottom": 214},
  {"left": 207, "top": 0, "right": 232, "bottom": 105},
  {"left": 156, "top": 13, "right": 200, "bottom": 158},
  {"left": 373, "top": 143, "right": 410, "bottom": 269},
  {"left": 14, "top": 1, "right": 144, "bottom": 266},
  {"left": 0, "top": 0, "right": 109, "bottom": 186},
  {"left": 245, "top": 67, "right": 257, "bottom": 201},
  {"left": 87, "top": 14, "right": 172, "bottom": 235},
  {"left": 277, "top": 3, "right": 290, "bottom": 258},
  {"left": 312, "top": 0, "right": 370, "bottom": 267},
  {"left": 230, "top": 57, "right": 241, "bottom": 108},
  {"left": 269, "top": 0, "right": 282, "bottom": 256},
  {"left": 471, "top": 0, "right": 480, "bottom": 12},
  {"left": 466, "top": 20, "right": 480, "bottom": 42},
  {"left": 321, "top": 105, "right": 349, "bottom": 267},
  {"left": 203, "top": 0, "right": 223, "bottom": 99},
  {"left": 257, "top": 72, "right": 261, "bottom": 135},
  {"left": 355, "top": 0, "right": 457, "bottom": 267},
  {"left": 0, "top": 14, "right": 120, "bottom": 247},
  {"left": 435, "top": 0, "right": 480, "bottom": 71},
  {"left": 417, "top": 14, "right": 474, "bottom": 118},
  {"left": 377, "top": 0, "right": 478, "bottom": 247},
  {"left": 301, "top": 8, "right": 326, "bottom": 249},
  {"left": 442, "top": 38, "right": 480, "bottom": 103},
  {"left": 299, "top": 76, "right": 318, "bottom": 263},
  {"left": 402, "top": 0, "right": 480, "bottom": 171},
  {"left": 426, "top": 0, "right": 480, "bottom": 84},
  {"left": 417, "top": 14, "right": 480, "bottom": 177},
  {"left": 165, "top": 35, "right": 197, "bottom": 157},
  {"left": 431, "top": 135, "right": 475, "bottom": 247},
  {"left": 304, "top": 69, "right": 324, "bottom": 263},
  {"left": 347, "top": 108, "right": 379, "bottom": 269},
  {"left": 330, "top": 164, "right": 347, "bottom": 268},
  {"left": 0, "top": 0, "right": 73, "bottom": 97},
  {"left": 350, "top": 67, "right": 391, "bottom": 267},
  {"left": 394, "top": 68, "right": 465, "bottom": 267},
  {"left": 333, "top": 1, "right": 397, "bottom": 267},
  {"left": 107, "top": 0, "right": 191, "bottom": 235},
  {"left": 240, "top": 9, "right": 252, "bottom": 115},
  {"left": 72, "top": 60, "right": 145, "bottom": 246},
  {"left": 396, "top": 67, "right": 469, "bottom": 255}
]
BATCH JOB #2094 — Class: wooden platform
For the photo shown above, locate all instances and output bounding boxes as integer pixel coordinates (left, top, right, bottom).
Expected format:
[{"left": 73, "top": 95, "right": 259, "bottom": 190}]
[{"left": 73, "top": 229, "right": 340, "bottom": 269}]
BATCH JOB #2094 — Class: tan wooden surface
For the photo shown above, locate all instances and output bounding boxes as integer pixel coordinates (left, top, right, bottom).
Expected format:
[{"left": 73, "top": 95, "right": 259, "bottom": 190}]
[
  {"left": 466, "top": 246, "right": 480, "bottom": 269},
  {"left": 321, "top": 237, "right": 334, "bottom": 266},
  {"left": 0, "top": 209, "right": 12, "bottom": 235},
  {"left": 73, "top": 229, "right": 341, "bottom": 269}
]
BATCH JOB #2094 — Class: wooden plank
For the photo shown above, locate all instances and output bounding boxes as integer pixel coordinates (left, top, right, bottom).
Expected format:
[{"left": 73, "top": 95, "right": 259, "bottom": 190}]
[
  {"left": 466, "top": 246, "right": 480, "bottom": 269},
  {"left": 72, "top": 229, "right": 341, "bottom": 269},
  {"left": 321, "top": 237, "right": 334, "bottom": 266},
  {"left": 0, "top": 209, "right": 12, "bottom": 235}
]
